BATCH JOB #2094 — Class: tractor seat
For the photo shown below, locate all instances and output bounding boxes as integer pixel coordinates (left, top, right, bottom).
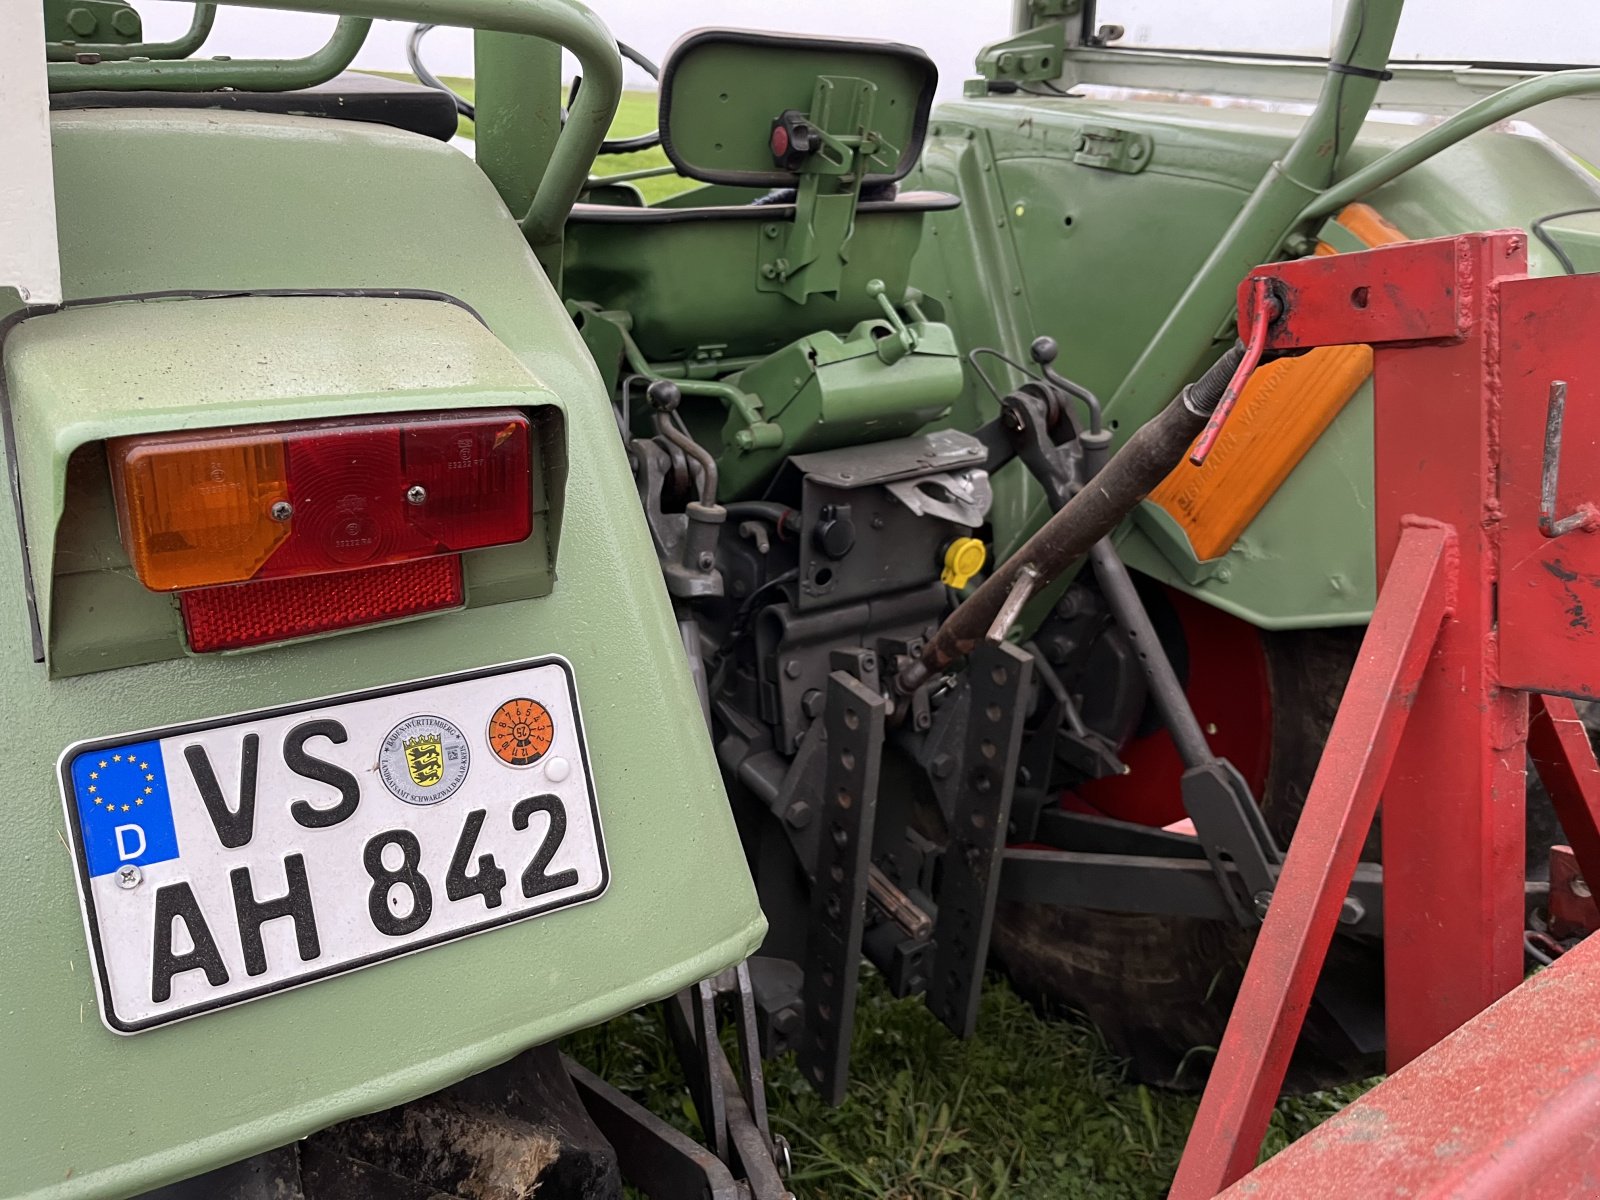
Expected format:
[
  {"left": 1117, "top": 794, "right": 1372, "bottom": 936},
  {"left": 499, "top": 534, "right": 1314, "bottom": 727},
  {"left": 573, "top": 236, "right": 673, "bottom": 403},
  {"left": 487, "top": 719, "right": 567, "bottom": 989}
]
[
  {"left": 49, "top": 71, "right": 459, "bottom": 141},
  {"left": 563, "top": 29, "right": 958, "bottom": 363}
]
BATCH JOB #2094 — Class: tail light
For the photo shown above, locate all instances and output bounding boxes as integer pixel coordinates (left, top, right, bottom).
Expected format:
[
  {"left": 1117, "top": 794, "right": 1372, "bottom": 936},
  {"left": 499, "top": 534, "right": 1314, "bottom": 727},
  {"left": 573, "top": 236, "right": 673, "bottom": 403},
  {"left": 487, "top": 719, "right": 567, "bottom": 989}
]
[{"left": 108, "top": 411, "right": 533, "bottom": 650}]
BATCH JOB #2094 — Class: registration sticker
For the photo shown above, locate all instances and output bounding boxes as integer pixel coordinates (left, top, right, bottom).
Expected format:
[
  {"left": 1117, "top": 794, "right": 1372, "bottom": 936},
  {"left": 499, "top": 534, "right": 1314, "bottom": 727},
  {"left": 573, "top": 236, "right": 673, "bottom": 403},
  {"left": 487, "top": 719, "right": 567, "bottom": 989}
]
[{"left": 59, "top": 657, "right": 608, "bottom": 1033}]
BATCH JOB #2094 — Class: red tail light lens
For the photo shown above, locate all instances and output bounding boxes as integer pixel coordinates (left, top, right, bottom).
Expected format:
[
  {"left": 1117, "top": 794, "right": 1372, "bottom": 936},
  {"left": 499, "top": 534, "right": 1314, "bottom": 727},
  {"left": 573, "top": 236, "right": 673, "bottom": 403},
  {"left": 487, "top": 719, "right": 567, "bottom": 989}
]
[
  {"left": 107, "top": 410, "right": 534, "bottom": 652},
  {"left": 110, "top": 411, "right": 532, "bottom": 592}
]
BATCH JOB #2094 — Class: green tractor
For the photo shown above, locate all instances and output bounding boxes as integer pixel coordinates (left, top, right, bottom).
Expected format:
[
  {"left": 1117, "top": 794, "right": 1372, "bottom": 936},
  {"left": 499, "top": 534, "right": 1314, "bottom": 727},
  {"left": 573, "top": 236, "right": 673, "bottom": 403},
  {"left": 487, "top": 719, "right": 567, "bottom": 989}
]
[
  {"left": 6, "top": 0, "right": 1600, "bottom": 1196},
  {"left": 547, "top": 0, "right": 1600, "bottom": 1101},
  {"left": 6, "top": 3, "right": 785, "bottom": 1198}
]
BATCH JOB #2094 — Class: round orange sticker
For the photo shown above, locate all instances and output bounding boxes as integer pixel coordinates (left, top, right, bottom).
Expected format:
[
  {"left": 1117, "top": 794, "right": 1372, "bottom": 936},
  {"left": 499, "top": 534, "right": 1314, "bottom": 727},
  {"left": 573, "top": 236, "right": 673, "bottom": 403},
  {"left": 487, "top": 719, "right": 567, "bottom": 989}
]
[{"left": 487, "top": 697, "right": 555, "bottom": 767}]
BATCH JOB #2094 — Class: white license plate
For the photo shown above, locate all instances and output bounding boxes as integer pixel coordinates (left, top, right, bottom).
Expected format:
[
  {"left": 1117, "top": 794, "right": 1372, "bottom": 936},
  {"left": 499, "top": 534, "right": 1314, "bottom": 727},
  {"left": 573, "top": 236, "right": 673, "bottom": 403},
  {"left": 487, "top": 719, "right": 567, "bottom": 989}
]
[{"left": 60, "top": 658, "right": 608, "bottom": 1033}]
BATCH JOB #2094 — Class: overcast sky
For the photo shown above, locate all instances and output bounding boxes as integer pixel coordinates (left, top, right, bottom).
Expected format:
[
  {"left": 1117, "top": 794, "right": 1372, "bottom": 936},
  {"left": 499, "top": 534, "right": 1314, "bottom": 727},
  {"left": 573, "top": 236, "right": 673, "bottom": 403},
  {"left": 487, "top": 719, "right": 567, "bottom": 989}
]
[
  {"left": 131, "top": 2, "right": 1010, "bottom": 96},
  {"left": 129, "top": 0, "right": 1596, "bottom": 95}
]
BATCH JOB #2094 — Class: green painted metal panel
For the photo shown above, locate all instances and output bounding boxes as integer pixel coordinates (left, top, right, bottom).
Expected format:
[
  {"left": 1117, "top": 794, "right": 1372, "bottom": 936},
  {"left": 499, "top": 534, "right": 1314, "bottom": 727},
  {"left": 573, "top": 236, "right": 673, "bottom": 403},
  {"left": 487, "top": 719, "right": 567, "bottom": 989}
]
[
  {"left": 1, "top": 109, "right": 762, "bottom": 1200},
  {"left": 910, "top": 91, "right": 1600, "bottom": 627}
]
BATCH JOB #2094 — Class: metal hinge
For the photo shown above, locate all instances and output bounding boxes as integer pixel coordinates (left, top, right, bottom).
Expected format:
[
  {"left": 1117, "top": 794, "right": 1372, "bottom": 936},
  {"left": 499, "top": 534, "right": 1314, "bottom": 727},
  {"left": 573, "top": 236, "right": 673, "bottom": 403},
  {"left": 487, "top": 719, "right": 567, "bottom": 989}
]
[
  {"left": 1072, "top": 124, "right": 1152, "bottom": 174},
  {"left": 974, "top": 22, "right": 1067, "bottom": 84}
]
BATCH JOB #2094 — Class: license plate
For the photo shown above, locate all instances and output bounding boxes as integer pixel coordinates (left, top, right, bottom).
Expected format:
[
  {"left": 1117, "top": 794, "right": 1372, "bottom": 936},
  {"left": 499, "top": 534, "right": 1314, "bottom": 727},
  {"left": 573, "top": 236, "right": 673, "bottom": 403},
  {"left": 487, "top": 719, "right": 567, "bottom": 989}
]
[{"left": 60, "top": 658, "right": 608, "bottom": 1033}]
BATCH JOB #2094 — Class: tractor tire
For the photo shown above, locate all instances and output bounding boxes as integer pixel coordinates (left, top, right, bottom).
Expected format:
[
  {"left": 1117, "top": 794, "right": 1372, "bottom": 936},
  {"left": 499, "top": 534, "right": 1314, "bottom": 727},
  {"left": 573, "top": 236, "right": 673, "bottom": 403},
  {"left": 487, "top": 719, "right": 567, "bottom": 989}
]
[{"left": 991, "top": 626, "right": 1386, "bottom": 1093}]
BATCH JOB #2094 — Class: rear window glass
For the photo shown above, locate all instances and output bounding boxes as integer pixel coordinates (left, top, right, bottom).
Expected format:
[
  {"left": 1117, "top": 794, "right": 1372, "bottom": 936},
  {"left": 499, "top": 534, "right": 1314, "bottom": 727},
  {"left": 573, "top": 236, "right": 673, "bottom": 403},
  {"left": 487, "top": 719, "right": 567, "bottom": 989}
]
[{"left": 1098, "top": 0, "right": 1599, "bottom": 67}]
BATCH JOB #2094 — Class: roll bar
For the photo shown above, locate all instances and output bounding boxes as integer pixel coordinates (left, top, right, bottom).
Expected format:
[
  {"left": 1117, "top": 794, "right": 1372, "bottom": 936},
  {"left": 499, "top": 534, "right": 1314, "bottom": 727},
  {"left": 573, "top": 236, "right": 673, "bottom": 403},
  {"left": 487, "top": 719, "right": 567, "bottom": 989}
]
[{"left": 44, "top": 0, "right": 622, "bottom": 248}]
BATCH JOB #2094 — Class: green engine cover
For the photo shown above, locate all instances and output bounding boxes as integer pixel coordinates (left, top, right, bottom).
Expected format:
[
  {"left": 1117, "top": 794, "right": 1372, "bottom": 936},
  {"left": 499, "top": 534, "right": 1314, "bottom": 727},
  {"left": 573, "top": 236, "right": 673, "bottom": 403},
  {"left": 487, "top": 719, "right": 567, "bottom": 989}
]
[{"left": 715, "top": 314, "right": 963, "bottom": 498}]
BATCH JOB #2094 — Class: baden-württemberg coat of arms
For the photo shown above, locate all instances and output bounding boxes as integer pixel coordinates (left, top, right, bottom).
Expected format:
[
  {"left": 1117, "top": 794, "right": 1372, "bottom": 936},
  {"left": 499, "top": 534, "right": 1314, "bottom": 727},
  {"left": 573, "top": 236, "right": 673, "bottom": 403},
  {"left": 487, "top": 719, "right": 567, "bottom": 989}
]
[{"left": 379, "top": 715, "right": 470, "bottom": 805}]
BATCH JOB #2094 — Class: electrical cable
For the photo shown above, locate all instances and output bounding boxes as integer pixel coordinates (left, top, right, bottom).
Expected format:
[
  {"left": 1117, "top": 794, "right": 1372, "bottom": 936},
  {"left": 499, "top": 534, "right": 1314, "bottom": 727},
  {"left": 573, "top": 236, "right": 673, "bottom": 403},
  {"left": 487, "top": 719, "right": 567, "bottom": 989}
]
[
  {"left": 407, "top": 24, "right": 663, "bottom": 154},
  {"left": 722, "top": 502, "right": 800, "bottom": 536},
  {"left": 1531, "top": 206, "right": 1600, "bottom": 275},
  {"left": 966, "top": 346, "right": 1042, "bottom": 404},
  {"left": 407, "top": 24, "right": 474, "bottom": 120}
]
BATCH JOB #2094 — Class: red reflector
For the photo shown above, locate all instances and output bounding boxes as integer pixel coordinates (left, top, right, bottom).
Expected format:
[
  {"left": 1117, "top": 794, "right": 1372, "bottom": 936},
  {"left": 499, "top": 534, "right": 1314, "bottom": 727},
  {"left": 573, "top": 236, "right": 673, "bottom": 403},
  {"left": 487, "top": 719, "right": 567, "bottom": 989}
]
[{"left": 180, "top": 557, "right": 464, "bottom": 652}]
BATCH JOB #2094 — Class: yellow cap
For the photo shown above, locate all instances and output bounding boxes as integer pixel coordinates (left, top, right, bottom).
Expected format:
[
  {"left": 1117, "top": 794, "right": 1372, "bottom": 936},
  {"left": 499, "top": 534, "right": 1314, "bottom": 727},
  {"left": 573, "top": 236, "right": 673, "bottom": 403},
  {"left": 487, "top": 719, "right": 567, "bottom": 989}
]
[{"left": 941, "top": 537, "right": 987, "bottom": 589}]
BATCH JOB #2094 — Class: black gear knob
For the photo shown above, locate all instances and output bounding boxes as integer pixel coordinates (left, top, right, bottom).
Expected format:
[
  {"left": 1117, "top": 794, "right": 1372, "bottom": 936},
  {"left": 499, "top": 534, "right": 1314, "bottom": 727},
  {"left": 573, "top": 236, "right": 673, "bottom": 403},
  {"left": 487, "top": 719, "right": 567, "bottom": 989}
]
[
  {"left": 646, "top": 379, "right": 681, "bottom": 413},
  {"left": 1030, "top": 335, "right": 1059, "bottom": 366}
]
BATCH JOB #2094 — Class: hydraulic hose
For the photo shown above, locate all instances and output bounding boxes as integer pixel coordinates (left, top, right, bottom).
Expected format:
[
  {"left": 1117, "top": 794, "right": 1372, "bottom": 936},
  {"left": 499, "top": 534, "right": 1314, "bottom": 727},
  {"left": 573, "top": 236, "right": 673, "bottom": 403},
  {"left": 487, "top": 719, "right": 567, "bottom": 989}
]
[{"left": 895, "top": 344, "right": 1248, "bottom": 695}]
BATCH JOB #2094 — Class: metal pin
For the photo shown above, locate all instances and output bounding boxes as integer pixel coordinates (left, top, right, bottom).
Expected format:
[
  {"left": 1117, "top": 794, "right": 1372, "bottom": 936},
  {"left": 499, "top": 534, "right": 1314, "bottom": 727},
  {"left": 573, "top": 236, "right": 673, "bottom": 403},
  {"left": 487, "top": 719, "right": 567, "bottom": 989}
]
[{"left": 986, "top": 563, "right": 1041, "bottom": 645}]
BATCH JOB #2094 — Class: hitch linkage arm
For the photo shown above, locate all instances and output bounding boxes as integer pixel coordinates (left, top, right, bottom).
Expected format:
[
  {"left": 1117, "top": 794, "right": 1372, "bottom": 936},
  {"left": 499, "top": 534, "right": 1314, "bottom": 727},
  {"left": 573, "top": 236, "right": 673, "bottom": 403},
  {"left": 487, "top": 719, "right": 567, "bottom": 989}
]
[{"left": 895, "top": 343, "right": 1247, "bottom": 696}]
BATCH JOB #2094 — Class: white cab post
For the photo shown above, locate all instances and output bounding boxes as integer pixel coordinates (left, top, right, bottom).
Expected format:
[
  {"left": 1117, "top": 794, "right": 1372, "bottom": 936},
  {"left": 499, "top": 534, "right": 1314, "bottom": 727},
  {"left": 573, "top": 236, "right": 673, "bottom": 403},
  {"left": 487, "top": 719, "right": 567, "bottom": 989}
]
[{"left": 0, "top": 0, "right": 63, "bottom": 307}]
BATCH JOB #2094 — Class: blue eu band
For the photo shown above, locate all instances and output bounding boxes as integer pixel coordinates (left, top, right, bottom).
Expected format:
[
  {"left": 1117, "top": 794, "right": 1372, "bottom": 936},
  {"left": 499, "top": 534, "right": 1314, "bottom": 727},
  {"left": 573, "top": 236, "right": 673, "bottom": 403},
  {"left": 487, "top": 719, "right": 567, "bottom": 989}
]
[{"left": 71, "top": 739, "right": 181, "bottom": 877}]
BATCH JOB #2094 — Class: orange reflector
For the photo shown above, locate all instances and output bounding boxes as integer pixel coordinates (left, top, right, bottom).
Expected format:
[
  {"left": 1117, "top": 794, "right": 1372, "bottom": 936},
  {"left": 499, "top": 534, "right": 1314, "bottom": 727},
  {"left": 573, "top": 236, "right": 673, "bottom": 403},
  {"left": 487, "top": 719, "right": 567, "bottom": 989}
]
[{"left": 1148, "top": 204, "right": 1407, "bottom": 561}]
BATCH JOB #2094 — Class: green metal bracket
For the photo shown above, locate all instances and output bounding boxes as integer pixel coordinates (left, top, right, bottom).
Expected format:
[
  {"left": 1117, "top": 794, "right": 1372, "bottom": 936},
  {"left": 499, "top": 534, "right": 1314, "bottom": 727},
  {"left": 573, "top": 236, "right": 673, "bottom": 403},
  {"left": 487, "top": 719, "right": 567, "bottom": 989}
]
[
  {"left": 46, "top": 2, "right": 215, "bottom": 61},
  {"left": 1032, "top": 0, "right": 1081, "bottom": 14},
  {"left": 47, "top": 14, "right": 369, "bottom": 91},
  {"left": 1071, "top": 124, "right": 1152, "bottom": 173},
  {"left": 42, "top": 0, "right": 142, "bottom": 48},
  {"left": 756, "top": 75, "right": 891, "bottom": 304},
  {"left": 974, "top": 21, "right": 1067, "bottom": 85}
]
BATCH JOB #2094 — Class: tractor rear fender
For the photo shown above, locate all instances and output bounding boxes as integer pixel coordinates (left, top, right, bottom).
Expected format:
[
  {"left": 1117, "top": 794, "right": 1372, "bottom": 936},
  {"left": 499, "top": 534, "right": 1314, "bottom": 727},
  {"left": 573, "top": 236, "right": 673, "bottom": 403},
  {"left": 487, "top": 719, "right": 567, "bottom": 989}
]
[
  {"left": 909, "top": 85, "right": 1600, "bottom": 630},
  {"left": 0, "top": 107, "right": 763, "bottom": 1200}
]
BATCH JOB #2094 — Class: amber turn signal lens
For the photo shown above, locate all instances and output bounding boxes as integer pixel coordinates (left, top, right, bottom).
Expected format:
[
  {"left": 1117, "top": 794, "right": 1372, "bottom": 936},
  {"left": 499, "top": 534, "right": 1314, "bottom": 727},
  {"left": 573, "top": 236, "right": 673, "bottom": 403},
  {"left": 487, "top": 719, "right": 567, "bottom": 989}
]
[
  {"left": 108, "top": 410, "right": 533, "bottom": 593},
  {"left": 109, "top": 432, "right": 290, "bottom": 592}
]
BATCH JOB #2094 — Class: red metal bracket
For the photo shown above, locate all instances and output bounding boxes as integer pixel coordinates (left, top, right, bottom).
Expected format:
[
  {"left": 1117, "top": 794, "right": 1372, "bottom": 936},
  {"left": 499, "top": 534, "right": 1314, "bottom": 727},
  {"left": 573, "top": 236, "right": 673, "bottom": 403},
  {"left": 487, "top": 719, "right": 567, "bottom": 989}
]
[
  {"left": 1171, "top": 232, "right": 1600, "bottom": 1198},
  {"left": 1530, "top": 695, "right": 1600, "bottom": 892}
]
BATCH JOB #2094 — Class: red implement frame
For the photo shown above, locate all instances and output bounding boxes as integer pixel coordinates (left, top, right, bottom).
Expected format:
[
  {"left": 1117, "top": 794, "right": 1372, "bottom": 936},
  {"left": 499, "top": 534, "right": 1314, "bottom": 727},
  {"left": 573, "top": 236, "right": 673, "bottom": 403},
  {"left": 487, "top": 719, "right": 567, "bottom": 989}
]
[
  {"left": 1214, "top": 925, "right": 1600, "bottom": 1200},
  {"left": 1170, "top": 232, "right": 1600, "bottom": 1198}
]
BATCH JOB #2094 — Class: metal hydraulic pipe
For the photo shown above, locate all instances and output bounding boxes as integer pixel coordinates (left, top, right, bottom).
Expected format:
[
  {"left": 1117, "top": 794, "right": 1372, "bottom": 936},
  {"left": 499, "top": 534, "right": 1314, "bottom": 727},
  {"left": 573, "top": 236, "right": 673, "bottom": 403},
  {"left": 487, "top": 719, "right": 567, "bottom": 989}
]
[
  {"left": 47, "top": 15, "right": 369, "bottom": 91},
  {"left": 46, "top": 3, "right": 217, "bottom": 60},
  {"left": 1102, "top": 0, "right": 1402, "bottom": 428},
  {"left": 1300, "top": 67, "right": 1600, "bottom": 223},
  {"left": 896, "top": 344, "right": 1247, "bottom": 695}
]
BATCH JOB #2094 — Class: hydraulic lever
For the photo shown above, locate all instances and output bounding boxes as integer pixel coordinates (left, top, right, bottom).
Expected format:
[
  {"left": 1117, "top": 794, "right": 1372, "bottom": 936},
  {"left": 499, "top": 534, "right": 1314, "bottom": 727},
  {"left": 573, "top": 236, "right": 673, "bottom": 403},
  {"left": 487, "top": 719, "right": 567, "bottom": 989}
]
[{"left": 1189, "top": 278, "right": 1277, "bottom": 466}]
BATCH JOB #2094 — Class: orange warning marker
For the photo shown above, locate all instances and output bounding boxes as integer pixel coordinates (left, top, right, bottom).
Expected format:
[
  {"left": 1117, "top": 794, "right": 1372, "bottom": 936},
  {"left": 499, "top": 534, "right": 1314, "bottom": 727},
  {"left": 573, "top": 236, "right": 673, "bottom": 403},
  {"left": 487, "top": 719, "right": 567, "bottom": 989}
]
[{"left": 1147, "top": 204, "right": 1406, "bottom": 561}]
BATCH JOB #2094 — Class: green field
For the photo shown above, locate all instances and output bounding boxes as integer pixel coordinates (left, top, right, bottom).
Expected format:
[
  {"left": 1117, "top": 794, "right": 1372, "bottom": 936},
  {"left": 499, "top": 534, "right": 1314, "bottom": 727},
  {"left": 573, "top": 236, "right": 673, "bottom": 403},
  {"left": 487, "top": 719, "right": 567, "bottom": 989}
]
[{"left": 366, "top": 73, "right": 693, "bottom": 202}]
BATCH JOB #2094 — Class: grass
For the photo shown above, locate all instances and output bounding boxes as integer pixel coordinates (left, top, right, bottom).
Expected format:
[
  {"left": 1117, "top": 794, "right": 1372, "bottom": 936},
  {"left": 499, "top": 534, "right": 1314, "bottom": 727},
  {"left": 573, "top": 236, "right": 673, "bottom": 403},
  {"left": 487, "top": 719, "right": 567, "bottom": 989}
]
[
  {"left": 362, "top": 73, "right": 695, "bottom": 203},
  {"left": 567, "top": 970, "right": 1372, "bottom": 1198}
]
